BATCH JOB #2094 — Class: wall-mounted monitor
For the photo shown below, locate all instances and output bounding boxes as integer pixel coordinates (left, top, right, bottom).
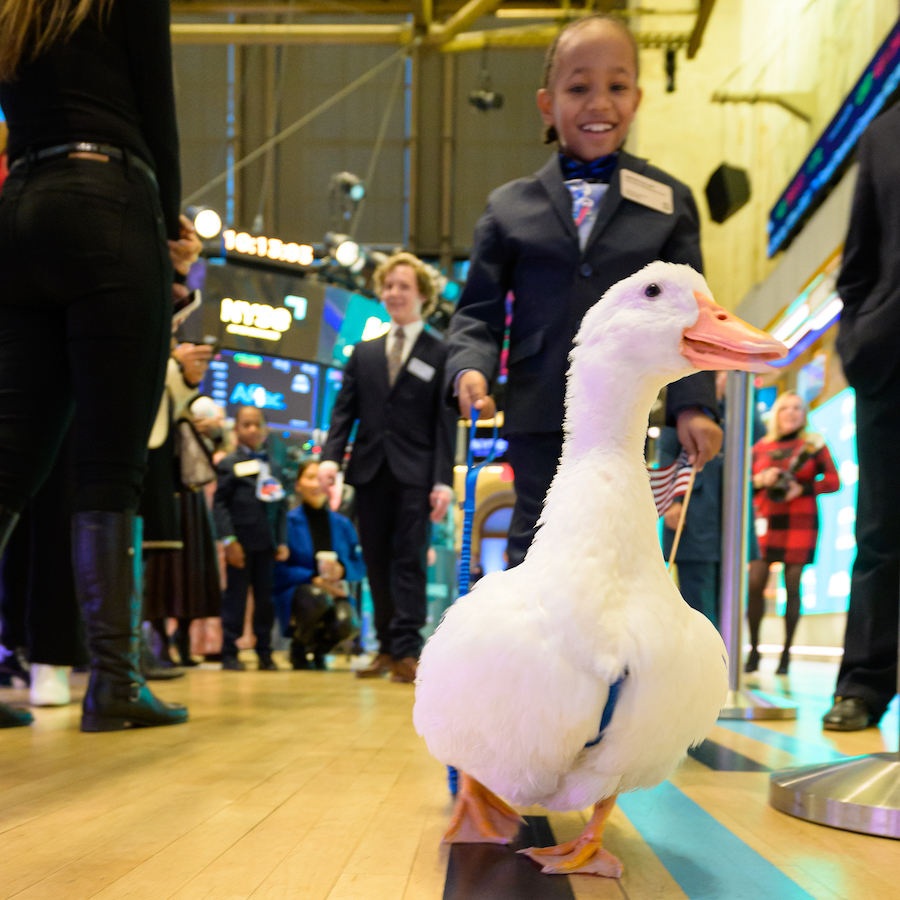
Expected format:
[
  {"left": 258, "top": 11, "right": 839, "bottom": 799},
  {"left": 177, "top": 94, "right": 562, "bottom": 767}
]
[{"left": 201, "top": 350, "right": 320, "bottom": 436}]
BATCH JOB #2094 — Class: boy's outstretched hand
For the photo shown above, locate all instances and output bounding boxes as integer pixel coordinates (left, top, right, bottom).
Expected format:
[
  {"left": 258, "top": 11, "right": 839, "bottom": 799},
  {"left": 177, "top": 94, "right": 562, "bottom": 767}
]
[
  {"left": 457, "top": 370, "right": 496, "bottom": 420},
  {"left": 676, "top": 408, "right": 723, "bottom": 470}
]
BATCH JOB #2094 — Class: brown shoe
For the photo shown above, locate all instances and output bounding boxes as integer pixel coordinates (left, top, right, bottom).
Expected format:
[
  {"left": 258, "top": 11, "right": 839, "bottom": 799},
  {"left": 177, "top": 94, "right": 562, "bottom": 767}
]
[
  {"left": 355, "top": 653, "right": 392, "bottom": 678},
  {"left": 390, "top": 657, "right": 417, "bottom": 684}
]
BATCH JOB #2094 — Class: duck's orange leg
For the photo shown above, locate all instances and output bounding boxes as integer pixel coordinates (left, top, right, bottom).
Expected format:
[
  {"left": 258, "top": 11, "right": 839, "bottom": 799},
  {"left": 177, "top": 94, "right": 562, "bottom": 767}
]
[
  {"left": 519, "top": 795, "right": 622, "bottom": 877},
  {"left": 442, "top": 772, "right": 525, "bottom": 845}
]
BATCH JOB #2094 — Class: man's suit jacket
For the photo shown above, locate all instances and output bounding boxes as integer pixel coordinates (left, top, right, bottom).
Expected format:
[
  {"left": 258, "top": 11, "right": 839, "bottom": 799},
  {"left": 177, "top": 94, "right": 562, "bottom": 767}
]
[
  {"left": 447, "top": 151, "right": 715, "bottom": 433},
  {"left": 213, "top": 446, "right": 288, "bottom": 552},
  {"left": 322, "top": 327, "right": 456, "bottom": 489},
  {"left": 836, "top": 105, "right": 900, "bottom": 396}
]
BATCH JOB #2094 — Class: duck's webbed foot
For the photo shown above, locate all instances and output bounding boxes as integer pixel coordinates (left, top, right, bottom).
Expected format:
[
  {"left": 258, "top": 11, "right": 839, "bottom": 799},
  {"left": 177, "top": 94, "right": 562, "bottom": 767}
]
[
  {"left": 442, "top": 772, "right": 525, "bottom": 844},
  {"left": 519, "top": 795, "right": 622, "bottom": 877}
]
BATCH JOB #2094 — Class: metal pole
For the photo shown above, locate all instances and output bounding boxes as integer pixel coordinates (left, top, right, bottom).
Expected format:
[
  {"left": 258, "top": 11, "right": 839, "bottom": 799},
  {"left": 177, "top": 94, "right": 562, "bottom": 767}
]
[{"left": 718, "top": 371, "right": 796, "bottom": 720}]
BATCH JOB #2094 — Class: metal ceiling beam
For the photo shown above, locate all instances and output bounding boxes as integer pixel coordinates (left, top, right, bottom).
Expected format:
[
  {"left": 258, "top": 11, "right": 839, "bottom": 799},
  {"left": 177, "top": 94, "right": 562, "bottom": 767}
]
[
  {"left": 412, "top": 0, "right": 434, "bottom": 31},
  {"left": 440, "top": 24, "right": 690, "bottom": 52},
  {"left": 687, "top": 0, "right": 715, "bottom": 59},
  {"left": 170, "top": 22, "right": 413, "bottom": 42},
  {"left": 428, "top": 0, "right": 505, "bottom": 44}
]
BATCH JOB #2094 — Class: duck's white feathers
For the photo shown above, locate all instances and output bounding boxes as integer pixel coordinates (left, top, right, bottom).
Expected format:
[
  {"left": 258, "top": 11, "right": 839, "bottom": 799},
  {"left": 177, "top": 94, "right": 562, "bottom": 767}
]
[{"left": 413, "top": 262, "right": 729, "bottom": 813}]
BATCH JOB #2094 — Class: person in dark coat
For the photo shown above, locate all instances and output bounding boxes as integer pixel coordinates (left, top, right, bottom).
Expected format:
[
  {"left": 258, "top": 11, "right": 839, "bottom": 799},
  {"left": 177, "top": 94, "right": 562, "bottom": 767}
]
[
  {"left": 823, "top": 103, "right": 900, "bottom": 730},
  {"left": 447, "top": 15, "right": 721, "bottom": 571},
  {"left": 319, "top": 252, "right": 456, "bottom": 684},
  {"left": 213, "top": 406, "right": 289, "bottom": 671}
]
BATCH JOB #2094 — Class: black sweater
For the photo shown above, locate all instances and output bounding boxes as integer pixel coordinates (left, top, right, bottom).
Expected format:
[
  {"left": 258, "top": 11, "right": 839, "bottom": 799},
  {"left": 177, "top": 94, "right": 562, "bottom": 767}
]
[{"left": 0, "top": 0, "right": 181, "bottom": 239}]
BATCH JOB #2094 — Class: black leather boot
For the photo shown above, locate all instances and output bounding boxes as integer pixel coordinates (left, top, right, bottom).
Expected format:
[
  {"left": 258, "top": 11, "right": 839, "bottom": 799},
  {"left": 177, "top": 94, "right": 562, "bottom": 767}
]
[
  {"left": 173, "top": 622, "right": 199, "bottom": 667},
  {"left": 72, "top": 512, "right": 188, "bottom": 732}
]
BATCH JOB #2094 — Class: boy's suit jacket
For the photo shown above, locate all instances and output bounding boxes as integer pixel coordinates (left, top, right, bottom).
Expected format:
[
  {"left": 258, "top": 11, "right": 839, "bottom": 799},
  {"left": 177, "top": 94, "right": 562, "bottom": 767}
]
[
  {"left": 447, "top": 150, "right": 716, "bottom": 433},
  {"left": 321, "top": 327, "right": 456, "bottom": 489},
  {"left": 213, "top": 445, "right": 288, "bottom": 552},
  {"left": 835, "top": 104, "right": 900, "bottom": 396}
]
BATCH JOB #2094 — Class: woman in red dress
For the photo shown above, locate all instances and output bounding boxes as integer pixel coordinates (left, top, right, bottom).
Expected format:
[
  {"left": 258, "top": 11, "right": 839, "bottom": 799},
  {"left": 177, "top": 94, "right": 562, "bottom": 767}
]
[{"left": 746, "top": 392, "right": 840, "bottom": 675}]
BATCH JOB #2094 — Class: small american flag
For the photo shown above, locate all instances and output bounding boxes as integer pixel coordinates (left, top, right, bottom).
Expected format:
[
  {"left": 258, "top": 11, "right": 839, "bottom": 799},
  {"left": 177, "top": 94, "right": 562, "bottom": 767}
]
[{"left": 648, "top": 450, "right": 693, "bottom": 517}]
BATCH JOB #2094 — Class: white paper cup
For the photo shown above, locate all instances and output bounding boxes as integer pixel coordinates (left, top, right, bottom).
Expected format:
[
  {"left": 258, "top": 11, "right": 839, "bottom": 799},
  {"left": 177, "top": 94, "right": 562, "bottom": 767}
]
[{"left": 316, "top": 550, "right": 339, "bottom": 575}]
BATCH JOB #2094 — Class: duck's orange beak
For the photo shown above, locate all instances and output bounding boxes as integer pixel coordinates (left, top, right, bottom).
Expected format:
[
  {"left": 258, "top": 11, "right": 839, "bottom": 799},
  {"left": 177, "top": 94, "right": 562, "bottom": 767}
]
[{"left": 681, "top": 292, "right": 787, "bottom": 372}]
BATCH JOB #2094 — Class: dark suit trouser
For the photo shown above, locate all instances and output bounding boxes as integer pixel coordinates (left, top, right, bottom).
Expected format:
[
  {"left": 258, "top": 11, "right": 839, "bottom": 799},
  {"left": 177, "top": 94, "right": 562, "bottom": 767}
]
[
  {"left": 354, "top": 463, "right": 430, "bottom": 659},
  {"left": 505, "top": 432, "right": 565, "bottom": 568},
  {"left": 835, "top": 382, "right": 900, "bottom": 719},
  {"left": 221, "top": 549, "right": 275, "bottom": 660}
]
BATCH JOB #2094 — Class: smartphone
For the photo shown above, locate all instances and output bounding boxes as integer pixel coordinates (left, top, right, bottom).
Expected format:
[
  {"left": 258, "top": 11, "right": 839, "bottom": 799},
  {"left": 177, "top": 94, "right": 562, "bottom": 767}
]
[{"left": 173, "top": 289, "right": 202, "bottom": 327}]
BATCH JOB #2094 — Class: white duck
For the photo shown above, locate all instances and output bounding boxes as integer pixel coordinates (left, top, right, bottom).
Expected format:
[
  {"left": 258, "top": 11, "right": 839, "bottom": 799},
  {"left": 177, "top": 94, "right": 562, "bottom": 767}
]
[{"left": 413, "top": 262, "right": 786, "bottom": 877}]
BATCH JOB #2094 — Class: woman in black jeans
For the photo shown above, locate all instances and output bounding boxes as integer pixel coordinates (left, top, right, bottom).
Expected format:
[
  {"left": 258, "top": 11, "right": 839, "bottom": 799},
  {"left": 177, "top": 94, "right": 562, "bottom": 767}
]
[{"left": 0, "top": 0, "right": 195, "bottom": 730}]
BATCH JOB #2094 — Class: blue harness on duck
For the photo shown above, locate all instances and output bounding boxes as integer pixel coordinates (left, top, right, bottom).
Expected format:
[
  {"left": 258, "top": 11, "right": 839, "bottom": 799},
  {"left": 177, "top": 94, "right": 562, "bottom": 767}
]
[{"left": 583, "top": 670, "right": 629, "bottom": 748}]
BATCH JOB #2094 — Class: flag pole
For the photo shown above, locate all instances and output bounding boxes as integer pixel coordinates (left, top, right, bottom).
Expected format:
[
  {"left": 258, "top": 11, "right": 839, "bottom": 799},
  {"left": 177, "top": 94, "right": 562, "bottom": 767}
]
[{"left": 667, "top": 467, "right": 696, "bottom": 574}]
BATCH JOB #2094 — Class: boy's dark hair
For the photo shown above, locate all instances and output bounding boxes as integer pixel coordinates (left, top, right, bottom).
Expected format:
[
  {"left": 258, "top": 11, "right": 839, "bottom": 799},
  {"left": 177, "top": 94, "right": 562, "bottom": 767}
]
[
  {"left": 235, "top": 405, "right": 266, "bottom": 425},
  {"left": 541, "top": 13, "right": 640, "bottom": 145}
]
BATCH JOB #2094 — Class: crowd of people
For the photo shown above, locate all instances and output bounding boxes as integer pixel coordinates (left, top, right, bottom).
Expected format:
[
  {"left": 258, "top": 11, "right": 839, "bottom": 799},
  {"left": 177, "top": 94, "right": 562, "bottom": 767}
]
[{"left": 0, "top": 2, "right": 895, "bottom": 742}]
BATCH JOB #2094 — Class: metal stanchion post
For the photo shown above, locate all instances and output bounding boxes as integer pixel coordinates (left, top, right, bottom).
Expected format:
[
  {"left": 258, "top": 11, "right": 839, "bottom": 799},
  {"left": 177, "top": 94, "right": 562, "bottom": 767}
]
[{"left": 718, "top": 371, "right": 797, "bottom": 720}]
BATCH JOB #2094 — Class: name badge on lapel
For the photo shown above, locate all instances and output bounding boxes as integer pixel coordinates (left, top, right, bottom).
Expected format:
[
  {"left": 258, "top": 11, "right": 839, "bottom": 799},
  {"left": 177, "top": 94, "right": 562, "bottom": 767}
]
[
  {"left": 620, "top": 169, "right": 674, "bottom": 215},
  {"left": 234, "top": 459, "right": 261, "bottom": 477},
  {"left": 407, "top": 357, "right": 435, "bottom": 382}
]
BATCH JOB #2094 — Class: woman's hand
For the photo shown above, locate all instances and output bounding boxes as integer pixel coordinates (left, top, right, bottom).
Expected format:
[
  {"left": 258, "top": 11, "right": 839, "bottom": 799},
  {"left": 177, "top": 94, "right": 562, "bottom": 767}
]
[
  {"left": 318, "top": 558, "right": 344, "bottom": 581},
  {"left": 754, "top": 467, "right": 781, "bottom": 489},
  {"left": 172, "top": 342, "right": 213, "bottom": 387},
  {"left": 783, "top": 480, "right": 804, "bottom": 502},
  {"left": 275, "top": 544, "right": 290, "bottom": 562},
  {"left": 168, "top": 214, "right": 203, "bottom": 275},
  {"left": 312, "top": 576, "right": 347, "bottom": 598}
]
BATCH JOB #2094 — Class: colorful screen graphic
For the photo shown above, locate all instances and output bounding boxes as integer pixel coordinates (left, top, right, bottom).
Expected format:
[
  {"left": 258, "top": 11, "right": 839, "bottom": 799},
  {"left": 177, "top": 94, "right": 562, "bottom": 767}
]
[
  {"left": 784, "top": 388, "right": 858, "bottom": 616},
  {"left": 202, "top": 350, "right": 320, "bottom": 435},
  {"left": 768, "top": 22, "right": 900, "bottom": 256}
]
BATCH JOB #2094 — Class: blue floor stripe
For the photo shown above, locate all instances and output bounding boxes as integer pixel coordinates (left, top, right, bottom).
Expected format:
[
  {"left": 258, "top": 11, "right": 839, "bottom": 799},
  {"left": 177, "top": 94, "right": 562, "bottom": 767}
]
[
  {"left": 618, "top": 781, "right": 819, "bottom": 900},
  {"left": 716, "top": 720, "right": 847, "bottom": 764}
]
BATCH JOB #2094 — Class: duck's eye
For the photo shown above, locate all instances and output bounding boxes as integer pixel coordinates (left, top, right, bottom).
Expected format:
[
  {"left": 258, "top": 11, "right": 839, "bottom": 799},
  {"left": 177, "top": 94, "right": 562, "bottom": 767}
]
[{"left": 645, "top": 283, "right": 661, "bottom": 298}]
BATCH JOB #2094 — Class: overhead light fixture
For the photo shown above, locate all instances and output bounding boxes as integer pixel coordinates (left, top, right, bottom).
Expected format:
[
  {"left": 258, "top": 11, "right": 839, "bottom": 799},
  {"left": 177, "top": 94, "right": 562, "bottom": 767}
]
[{"left": 188, "top": 206, "right": 223, "bottom": 239}]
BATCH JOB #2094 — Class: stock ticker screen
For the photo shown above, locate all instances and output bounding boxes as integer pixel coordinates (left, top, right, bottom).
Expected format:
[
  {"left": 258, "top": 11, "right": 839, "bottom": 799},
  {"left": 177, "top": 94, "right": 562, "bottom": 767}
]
[{"left": 203, "top": 350, "right": 321, "bottom": 436}]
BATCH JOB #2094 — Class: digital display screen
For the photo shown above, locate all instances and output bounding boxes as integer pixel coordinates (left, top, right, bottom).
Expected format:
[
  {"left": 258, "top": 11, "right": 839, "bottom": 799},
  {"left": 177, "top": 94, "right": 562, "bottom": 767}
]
[
  {"left": 768, "top": 22, "right": 900, "bottom": 256},
  {"left": 784, "top": 388, "right": 858, "bottom": 616},
  {"left": 202, "top": 350, "right": 320, "bottom": 435}
]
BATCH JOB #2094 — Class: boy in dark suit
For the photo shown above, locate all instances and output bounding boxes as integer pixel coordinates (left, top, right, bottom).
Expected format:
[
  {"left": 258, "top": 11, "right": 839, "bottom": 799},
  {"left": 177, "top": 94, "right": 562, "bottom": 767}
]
[
  {"left": 319, "top": 252, "right": 456, "bottom": 684},
  {"left": 448, "top": 14, "right": 721, "bottom": 568},
  {"left": 214, "top": 406, "right": 289, "bottom": 671}
]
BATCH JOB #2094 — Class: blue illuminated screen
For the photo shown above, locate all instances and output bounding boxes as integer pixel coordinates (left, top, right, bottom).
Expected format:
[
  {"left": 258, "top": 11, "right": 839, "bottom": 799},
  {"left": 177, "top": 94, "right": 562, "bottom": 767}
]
[
  {"left": 202, "top": 350, "right": 320, "bottom": 434},
  {"left": 768, "top": 23, "right": 900, "bottom": 256}
]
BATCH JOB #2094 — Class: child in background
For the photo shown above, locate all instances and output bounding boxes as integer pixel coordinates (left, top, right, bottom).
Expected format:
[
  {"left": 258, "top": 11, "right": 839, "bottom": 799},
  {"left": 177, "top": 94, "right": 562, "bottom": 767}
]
[
  {"left": 213, "top": 406, "right": 289, "bottom": 671},
  {"left": 448, "top": 14, "right": 721, "bottom": 568}
]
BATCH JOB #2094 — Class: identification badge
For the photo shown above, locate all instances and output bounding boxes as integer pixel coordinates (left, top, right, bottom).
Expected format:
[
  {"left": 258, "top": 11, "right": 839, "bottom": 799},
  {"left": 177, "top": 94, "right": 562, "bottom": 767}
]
[
  {"left": 407, "top": 357, "right": 435, "bottom": 382},
  {"left": 620, "top": 169, "right": 674, "bottom": 214},
  {"left": 256, "top": 462, "right": 286, "bottom": 503},
  {"left": 234, "top": 459, "right": 261, "bottom": 477}
]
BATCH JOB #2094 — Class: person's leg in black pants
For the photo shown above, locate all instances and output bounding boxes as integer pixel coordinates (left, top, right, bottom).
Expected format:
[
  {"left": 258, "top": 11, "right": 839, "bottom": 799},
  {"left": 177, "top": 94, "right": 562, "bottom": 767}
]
[
  {"left": 388, "top": 480, "right": 431, "bottom": 663},
  {"left": 221, "top": 561, "right": 251, "bottom": 668},
  {"left": 505, "top": 432, "right": 565, "bottom": 569},
  {"left": 248, "top": 550, "right": 276, "bottom": 668},
  {"left": 355, "top": 465, "right": 398, "bottom": 665},
  {"left": 829, "top": 382, "right": 900, "bottom": 727},
  {"left": 0, "top": 158, "right": 184, "bottom": 730},
  {"left": 675, "top": 561, "right": 719, "bottom": 627}
]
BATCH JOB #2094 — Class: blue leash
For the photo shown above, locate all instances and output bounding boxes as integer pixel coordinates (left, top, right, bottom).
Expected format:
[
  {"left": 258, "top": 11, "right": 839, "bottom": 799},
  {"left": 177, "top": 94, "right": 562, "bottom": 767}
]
[{"left": 448, "top": 408, "right": 501, "bottom": 796}]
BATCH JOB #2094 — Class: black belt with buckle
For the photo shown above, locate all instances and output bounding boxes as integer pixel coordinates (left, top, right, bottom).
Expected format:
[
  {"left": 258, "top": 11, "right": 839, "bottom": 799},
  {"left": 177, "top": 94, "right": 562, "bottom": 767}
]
[{"left": 9, "top": 142, "right": 158, "bottom": 186}]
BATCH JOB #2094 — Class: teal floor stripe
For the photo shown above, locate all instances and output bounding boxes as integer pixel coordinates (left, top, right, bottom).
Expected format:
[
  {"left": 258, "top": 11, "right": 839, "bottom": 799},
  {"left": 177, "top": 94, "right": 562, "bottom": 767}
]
[
  {"left": 618, "top": 781, "right": 818, "bottom": 900},
  {"left": 717, "top": 720, "right": 846, "bottom": 764}
]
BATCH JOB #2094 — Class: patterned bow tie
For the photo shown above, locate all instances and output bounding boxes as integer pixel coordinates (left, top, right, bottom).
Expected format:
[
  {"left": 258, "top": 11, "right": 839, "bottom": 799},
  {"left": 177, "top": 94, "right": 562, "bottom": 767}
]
[
  {"left": 558, "top": 152, "right": 619, "bottom": 183},
  {"left": 244, "top": 449, "right": 268, "bottom": 461}
]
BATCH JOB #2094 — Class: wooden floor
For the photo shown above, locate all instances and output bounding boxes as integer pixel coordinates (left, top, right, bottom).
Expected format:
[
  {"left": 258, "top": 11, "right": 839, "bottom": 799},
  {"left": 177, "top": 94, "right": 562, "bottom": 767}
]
[{"left": 1, "top": 655, "right": 899, "bottom": 900}]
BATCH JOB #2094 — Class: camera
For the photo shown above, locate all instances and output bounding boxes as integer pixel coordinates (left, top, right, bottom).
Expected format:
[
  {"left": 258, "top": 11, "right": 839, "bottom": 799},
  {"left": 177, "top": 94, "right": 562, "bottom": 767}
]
[{"left": 766, "top": 471, "right": 795, "bottom": 503}]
